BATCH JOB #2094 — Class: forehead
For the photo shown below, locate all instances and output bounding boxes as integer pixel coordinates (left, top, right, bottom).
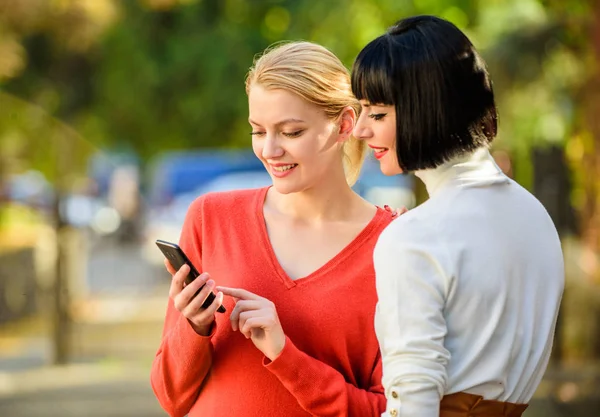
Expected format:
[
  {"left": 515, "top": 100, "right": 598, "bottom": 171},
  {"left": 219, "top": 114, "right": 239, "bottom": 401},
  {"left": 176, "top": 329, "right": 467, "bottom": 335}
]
[{"left": 248, "top": 86, "right": 324, "bottom": 124}]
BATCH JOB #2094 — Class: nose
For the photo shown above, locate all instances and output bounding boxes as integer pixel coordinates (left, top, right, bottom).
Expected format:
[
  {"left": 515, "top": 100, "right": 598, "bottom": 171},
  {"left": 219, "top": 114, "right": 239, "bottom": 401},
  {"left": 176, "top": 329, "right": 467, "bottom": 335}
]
[
  {"left": 262, "top": 135, "right": 284, "bottom": 160},
  {"left": 353, "top": 113, "right": 372, "bottom": 141}
]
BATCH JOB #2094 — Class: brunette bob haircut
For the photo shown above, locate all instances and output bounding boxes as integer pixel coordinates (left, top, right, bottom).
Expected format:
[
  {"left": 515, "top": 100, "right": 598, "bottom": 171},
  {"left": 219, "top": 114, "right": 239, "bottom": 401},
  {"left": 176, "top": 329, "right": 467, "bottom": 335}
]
[{"left": 351, "top": 15, "right": 497, "bottom": 172}]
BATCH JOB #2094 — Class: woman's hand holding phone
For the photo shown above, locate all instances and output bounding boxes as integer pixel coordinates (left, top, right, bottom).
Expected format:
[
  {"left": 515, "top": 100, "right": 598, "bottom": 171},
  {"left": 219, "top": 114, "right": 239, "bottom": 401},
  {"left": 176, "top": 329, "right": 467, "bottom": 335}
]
[{"left": 166, "top": 260, "right": 224, "bottom": 336}]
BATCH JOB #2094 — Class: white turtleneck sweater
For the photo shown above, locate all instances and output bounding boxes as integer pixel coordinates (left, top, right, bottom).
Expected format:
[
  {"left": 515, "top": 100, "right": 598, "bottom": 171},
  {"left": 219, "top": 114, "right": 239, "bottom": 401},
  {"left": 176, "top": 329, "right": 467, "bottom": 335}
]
[{"left": 374, "top": 147, "right": 564, "bottom": 417}]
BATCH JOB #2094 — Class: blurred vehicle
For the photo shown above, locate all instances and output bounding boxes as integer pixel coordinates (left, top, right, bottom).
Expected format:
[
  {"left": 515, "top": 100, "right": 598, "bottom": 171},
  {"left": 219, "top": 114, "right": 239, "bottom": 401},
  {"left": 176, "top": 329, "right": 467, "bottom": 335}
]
[
  {"left": 146, "top": 149, "right": 265, "bottom": 209},
  {"left": 354, "top": 157, "right": 416, "bottom": 210},
  {"left": 6, "top": 170, "right": 107, "bottom": 230},
  {"left": 142, "top": 170, "right": 272, "bottom": 265},
  {"left": 6, "top": 170, "right": 54, "bottom": 211}
]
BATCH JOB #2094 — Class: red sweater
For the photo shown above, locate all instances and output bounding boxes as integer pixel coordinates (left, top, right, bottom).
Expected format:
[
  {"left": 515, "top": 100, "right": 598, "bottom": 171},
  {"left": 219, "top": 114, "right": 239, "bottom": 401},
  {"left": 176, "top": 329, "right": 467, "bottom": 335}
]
[{"left": 150, "top": 187, "right": 393, "bottom": 417}]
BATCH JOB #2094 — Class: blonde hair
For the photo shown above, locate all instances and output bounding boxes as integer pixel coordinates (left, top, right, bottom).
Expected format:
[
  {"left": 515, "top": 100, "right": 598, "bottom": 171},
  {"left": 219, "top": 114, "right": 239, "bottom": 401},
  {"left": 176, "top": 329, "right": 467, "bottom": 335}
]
[{"left": 246, "top": 41, "right": 366, "bottom": 186}]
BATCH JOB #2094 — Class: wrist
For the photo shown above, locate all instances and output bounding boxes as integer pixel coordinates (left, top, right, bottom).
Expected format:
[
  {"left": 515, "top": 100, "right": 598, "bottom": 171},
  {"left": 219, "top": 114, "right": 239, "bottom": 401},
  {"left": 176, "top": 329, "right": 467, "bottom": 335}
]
[
  {"left": 266, "top": 335, "right": 286, "bottom": 361},
  {"left": 189, "top": 320, "right": 214, "bottom": 336}
]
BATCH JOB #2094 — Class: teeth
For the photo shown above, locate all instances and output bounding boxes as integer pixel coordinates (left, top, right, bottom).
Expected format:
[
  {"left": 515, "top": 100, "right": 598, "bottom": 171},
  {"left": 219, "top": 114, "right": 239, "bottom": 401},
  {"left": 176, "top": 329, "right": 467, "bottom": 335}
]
[
  {"left": 273, "top": 164, "right": 297, "bottom": 172},
  {"left": 373, "top": 148, "right": 387, "bottom": 153}
]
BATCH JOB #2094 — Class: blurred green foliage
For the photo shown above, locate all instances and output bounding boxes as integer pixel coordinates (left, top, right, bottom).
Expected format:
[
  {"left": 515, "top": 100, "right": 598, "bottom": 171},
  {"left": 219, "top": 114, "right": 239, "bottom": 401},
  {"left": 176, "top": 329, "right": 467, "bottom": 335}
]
[
  {"left": 0, "top": 1, "right": 589, "bottom": 153},
  {"left": 1, "top": 0, "right": 600, "bottom": 363},
  {"left": 0, "top": 0, "right": 597, "bottom": 209}
]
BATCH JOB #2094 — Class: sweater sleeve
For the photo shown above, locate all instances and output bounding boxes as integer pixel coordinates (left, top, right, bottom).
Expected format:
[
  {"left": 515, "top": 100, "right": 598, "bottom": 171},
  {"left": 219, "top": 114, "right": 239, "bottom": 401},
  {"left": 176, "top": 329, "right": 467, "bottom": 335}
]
[
  {"left": 264, "top": 336, "right": 386, "bottom": 417},
  {"left": 373, "top": 221, "right": 452, "bottom": 417},
  {"left": 150, "top": 196, "right": 215, "bottom": 417}
]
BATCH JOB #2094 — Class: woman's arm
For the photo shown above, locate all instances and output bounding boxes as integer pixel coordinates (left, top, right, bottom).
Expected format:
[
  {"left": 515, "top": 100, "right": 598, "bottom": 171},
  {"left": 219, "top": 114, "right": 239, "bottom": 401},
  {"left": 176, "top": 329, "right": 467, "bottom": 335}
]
[
  {"left": 265, "top": 336, "right": 386, "bottom": 417},
  {"left": 150, "top": 300, "right": 217, "bottom": 417},
  {"left": 150, "top": 196, "right": 222, "bottom": 417},
  {"left": 373, "top": 222, "right": 452, "bottom": 417},
  {"left": 218, "top": 286, "right": 386, "bottom": 417}
]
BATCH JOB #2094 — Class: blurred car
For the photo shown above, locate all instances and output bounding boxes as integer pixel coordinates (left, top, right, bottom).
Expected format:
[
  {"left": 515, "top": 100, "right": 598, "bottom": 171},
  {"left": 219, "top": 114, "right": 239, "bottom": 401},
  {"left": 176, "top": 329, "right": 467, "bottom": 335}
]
[
  {"left": 354, "top": 157, "right": 416, "bottom": 210},
  {"left": 146, "top": 149, "right": 265, "bottom": 209},
  {"left": 6, "top": 170, "right": 54, "bottom": 210},
  {"left": 6, "top": 170, "right": 111, "bottom": 230},
  {"left": 142, "top": 170, "right": 272, "bottom": 265}
]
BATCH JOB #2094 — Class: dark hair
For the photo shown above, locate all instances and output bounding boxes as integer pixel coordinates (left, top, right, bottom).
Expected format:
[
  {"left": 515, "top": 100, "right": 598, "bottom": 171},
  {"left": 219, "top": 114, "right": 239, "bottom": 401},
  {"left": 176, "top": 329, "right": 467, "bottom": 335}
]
[{"left": 351, "top": 15, "right": 497, "bottom": 172}]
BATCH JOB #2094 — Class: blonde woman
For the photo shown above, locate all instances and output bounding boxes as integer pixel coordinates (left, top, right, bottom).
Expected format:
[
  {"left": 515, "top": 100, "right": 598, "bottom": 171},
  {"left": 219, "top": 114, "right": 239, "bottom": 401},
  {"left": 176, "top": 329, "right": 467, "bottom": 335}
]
[{"left": 150, "top": 41, "right": 396, "bottom": 417}]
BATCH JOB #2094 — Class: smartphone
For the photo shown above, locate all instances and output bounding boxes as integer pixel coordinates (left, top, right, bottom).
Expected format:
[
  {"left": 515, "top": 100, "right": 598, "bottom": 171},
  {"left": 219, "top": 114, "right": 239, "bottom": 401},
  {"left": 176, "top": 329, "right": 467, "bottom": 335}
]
[{"left": 155, "top": 239, "right": 226, "bottom": 313}]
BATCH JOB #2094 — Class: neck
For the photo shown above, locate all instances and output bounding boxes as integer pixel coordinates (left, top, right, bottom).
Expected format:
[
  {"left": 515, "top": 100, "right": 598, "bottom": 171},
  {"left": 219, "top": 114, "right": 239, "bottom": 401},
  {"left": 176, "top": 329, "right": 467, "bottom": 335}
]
[{"left": 267, "top": 165, "right": 367, "bottom": 222}]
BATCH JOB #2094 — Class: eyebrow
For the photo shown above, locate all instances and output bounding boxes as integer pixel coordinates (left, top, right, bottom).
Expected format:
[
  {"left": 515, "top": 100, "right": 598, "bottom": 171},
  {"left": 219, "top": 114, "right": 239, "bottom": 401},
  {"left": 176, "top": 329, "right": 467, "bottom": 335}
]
[{"left": 248, "top": 118, "right": 306, "bottom": 127}]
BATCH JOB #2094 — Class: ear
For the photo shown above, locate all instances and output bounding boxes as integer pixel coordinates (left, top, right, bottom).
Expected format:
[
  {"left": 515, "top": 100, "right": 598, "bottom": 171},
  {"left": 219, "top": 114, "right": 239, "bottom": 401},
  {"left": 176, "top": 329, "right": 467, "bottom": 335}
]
[{"left": 336, "top": 106, "right": 356, "bottom": 142}]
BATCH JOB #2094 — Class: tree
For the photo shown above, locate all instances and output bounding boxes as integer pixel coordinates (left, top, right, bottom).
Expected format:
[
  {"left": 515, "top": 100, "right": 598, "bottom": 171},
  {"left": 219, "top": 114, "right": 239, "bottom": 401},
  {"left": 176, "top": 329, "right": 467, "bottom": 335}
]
[{"left": 2, "top": 0, "right": 600, "bottom": 364}]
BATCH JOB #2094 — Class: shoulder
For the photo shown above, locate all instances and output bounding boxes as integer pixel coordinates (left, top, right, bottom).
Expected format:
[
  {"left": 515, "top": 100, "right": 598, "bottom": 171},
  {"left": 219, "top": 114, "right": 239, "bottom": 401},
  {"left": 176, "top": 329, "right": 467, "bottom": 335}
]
[
  {"left": 377, "top": 202, "right": 440, "bottom": 248},
  {"left": 192, "top": 187, "right": 266, "bottom": 210},
  {"left": 185, "top": 187, "right": 267, "bottom": 223},
  {"left": 374, "top": 203, "right": 453, "bottom": 276}
]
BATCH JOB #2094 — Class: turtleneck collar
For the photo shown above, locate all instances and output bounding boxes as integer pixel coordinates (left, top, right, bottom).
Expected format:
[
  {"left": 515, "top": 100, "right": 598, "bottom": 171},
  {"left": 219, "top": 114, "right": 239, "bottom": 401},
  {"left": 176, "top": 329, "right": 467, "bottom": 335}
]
[{"left": 414, "top": 147, "right": 509, "bottom": 197}]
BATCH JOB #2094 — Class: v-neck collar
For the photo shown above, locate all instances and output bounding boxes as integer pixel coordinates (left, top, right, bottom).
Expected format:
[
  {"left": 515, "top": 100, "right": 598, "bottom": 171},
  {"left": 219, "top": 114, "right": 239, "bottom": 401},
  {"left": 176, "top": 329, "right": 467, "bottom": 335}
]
[{"left": 254, "top": 186, "right": 387, "bottom": 289}]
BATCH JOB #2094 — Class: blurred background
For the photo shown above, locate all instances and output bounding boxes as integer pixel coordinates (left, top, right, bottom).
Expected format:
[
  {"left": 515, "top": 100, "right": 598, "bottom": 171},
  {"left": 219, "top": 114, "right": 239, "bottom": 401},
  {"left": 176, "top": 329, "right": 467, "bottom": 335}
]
[{"left": 0, "top": 0, "right": 597, "bottom": 415}]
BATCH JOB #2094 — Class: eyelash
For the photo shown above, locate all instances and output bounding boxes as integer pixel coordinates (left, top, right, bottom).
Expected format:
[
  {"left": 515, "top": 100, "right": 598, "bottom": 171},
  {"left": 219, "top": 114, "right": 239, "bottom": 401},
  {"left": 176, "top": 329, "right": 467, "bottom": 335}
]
[
  {"left": 368, "top": 113, "right": 387, "bottom": 121},
  {"left": 283, "top": 130, "right": 303, "bottom": 138},
  {"left": 250, "top": 130, "right": 304, "bottom": 138}
]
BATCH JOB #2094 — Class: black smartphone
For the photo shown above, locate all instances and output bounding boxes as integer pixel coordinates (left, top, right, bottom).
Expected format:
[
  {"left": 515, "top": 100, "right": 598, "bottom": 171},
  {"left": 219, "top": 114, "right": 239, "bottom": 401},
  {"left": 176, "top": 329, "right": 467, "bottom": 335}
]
[{"left": 155, "top": 239, "right": 226, "bottom": 314}]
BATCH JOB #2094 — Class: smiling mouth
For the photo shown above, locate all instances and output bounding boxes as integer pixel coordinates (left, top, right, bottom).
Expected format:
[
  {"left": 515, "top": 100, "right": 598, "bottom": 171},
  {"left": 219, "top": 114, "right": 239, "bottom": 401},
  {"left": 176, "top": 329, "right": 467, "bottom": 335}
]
[
  {"left": 368, "top": 144, "right": 389, "bottom": 153},
  {"left": 272, "top": 164, "right": 298, "bottom": 172},
  {"left": 369, "top": 146, "right": 389, "bottom": 160}
]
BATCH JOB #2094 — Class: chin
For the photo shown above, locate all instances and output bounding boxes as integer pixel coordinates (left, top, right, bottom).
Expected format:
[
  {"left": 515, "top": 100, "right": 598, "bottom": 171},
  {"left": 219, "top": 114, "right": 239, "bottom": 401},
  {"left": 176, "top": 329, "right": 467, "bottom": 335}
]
[
  {"left": 380, "top": 162, "right": 403, "bottom": 176},
  {"left": 271, "top": 180, "right": 305, "bottom": 195}
]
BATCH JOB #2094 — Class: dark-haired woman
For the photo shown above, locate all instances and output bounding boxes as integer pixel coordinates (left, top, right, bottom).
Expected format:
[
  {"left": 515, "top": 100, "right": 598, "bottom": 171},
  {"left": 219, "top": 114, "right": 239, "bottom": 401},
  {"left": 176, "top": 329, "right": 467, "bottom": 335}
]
[{"left": 351, "top": 15, "right": 564, "bottom": 417}]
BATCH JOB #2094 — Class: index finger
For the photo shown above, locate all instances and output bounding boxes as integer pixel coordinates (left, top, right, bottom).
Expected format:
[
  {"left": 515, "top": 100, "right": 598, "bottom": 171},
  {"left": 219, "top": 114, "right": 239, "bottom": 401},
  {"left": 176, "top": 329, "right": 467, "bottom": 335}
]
[{"left": 216, "top": 286, "right": 261, "bottom": 301}]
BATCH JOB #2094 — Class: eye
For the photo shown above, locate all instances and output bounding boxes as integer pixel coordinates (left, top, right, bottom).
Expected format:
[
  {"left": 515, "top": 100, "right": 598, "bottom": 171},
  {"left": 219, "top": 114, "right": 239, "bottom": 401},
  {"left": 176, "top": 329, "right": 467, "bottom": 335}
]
[
  {"left": 250, "top": 131, "right": 266, "bottom": 137},
  {"left": 282, "top": 130, "right": 304, "bottom": 138},
  {"left": 368, "top": 113, "right": 387, "bottom": 121}
]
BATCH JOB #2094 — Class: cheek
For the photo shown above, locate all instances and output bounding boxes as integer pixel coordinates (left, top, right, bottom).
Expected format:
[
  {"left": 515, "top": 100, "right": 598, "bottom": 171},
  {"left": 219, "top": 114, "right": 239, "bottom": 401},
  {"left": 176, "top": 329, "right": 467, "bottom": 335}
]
[
  {"left": 251, "top": 140, "right": 263, "bottom": 159},
  {"left": 290, "top": 137, "right": 320, "bottom": 162},
  {"left": 383, "top": 124, "right": 397, "bottom": 150}
]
